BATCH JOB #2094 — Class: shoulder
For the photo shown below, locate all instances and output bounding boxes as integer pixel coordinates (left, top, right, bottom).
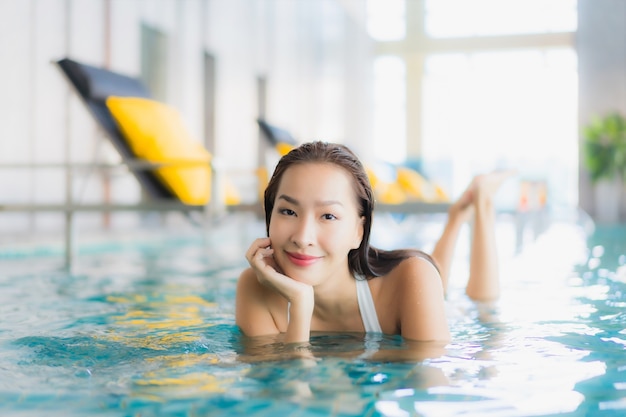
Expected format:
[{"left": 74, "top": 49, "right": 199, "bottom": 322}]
[
  {"left": 237, "top": 267, "right": 274, "bottom": 302},
  {"left": 376, "top": 255, "right": 444, "bottom": 307},
  {"left": 383, "top": 256, "right": 449, "bottom": 342},
  {"left": 237, "top": 268, "right": 259, "bottom": 297},
  {"left": 237, "top": 268, "right": 259, "bottom": 305},
  {"left": 386, "top": 255, "right": 441, "bottom": 288},
  {"left": 238, "top": 267, "right": 260, "bottom": 288},
  {"left": 372, "top": 255, "right": 443, "bottom": 308},
  {"left": 236, "top": 268, "right": 286, "bottom": 336}
]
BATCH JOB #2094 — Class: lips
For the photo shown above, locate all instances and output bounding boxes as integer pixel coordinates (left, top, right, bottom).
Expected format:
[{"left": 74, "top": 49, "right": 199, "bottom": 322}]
[{"left": 285, "top": 251, "right": 321, "bottom": 267}]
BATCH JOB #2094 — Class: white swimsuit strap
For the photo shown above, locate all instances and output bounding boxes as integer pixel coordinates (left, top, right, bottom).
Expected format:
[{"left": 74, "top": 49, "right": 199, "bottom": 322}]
[{"left": 356, "top": 278, "right": 382, "bottom": 333}]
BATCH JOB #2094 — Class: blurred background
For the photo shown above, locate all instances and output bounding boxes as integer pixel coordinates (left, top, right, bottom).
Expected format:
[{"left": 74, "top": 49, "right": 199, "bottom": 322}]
[{"left": 0, "top": 0, "right": 625, "bottom": 239}]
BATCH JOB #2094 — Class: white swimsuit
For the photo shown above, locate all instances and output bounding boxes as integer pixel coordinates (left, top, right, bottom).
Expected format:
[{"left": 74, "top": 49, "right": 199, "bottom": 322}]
[{"left": 356, "top": 278, "right": 382, "bottom": 333}]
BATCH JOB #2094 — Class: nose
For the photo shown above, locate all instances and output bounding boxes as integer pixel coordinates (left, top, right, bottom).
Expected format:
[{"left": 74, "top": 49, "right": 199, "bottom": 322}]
[{"left": 291, "top": 215, "right": 316, "bottom": 248}]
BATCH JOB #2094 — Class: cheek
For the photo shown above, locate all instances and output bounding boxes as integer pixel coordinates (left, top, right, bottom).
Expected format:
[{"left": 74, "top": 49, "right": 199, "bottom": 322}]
[
  {"left": 267, "top": 221, "right": 280, "bottom": 241},
  {"left": 324, "top": 224, "right": 359, "bottom": 252},
  {"left": 268, "top": 216, "right": 288, "bottom": 242}
]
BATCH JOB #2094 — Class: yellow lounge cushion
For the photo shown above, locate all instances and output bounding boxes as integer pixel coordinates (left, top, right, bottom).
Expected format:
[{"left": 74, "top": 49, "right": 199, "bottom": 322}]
[
  {"left": 275, "top": 142, "right": 294, "bottom": 156},
  {"left": 106, "top": 96, "right": 211, "bottom": 205},
  {"left": 396, "top": 167, "right": 449, "bottom": 203}
]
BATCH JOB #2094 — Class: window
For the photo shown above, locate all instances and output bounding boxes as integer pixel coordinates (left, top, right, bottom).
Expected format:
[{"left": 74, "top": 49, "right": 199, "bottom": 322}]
[
  {"left": 422, "top": 48, "right": 578, "bottom": 205},
  {"left": 373, "top": 56, "right": 406, "bottom": 164},
  {"left": 366, "top": 0, "right": 406, "bottom": 41},
  {"left": 424, "top": 0, "right": 577, "bottom": 38},
  {"left": 367, "top": 0, "right": 578, "bottom": 206}
]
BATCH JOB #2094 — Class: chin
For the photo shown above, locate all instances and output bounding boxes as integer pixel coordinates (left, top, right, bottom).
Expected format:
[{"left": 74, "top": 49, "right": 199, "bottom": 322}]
[
  {"left": 281, "top": 267, "right": 319, "bottom": 285},
  {"left": 284, "top": 269, "right": 312, "bottom": 282}
]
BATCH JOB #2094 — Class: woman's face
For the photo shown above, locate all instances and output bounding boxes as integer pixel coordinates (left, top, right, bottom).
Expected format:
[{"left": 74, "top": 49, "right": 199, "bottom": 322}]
[{"left": 268, "top": 162, "right": 364, "bottom": 286}]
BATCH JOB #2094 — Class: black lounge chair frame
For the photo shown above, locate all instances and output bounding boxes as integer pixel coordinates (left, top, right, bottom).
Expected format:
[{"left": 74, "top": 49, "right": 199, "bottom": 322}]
[{"left": 57, "top": 57, "right": 189, "bottom": 201}]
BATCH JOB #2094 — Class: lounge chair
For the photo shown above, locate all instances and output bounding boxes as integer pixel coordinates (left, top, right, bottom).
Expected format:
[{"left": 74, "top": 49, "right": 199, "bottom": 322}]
[{"left": 56, "top": 57, "right": 252, "bottom": 211}]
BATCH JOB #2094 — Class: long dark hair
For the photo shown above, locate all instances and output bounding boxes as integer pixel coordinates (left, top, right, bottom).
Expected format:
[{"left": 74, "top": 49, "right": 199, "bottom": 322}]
[{"left": 263, "top": 141, "right": 437, "bottom": 279}]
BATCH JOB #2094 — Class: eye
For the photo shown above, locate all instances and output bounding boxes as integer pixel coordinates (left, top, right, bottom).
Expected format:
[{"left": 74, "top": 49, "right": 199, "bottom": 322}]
[
  {"left": 322, "top": 213, "right": 337, "bottom": 221},
  {"left": 278, "top": 208, "right": 296, "bottom": 216}
]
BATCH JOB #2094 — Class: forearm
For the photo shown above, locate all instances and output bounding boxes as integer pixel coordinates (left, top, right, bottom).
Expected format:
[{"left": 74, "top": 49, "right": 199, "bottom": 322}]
[{"left": 284, "top": 293, "right": 314, "bottom": 344}]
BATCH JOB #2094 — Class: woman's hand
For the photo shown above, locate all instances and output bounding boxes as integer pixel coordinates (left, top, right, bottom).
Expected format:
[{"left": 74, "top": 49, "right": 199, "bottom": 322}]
[
  {"left": 246, "top": 237, "right": 314, "bottom": 343},
  {"left": 246, "top": 237, "right": 313, "bottom": 302}
]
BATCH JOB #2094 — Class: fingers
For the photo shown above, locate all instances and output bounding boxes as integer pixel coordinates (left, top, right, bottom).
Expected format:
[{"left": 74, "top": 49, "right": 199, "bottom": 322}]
[
  {"left": 255, "top": 247, "right": 275, "bottom": 266},
  {"left": 244, "top": 238, "right": 314, "bottom": 312},
  {"left": 246, "top": 237, "right": 272, "bottom": 264}
]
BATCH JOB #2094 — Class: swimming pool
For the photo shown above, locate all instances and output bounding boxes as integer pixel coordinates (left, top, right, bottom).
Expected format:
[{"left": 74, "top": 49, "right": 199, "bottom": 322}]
[{"left": 1, "top": 211, "right": 624, "bottom": 416}]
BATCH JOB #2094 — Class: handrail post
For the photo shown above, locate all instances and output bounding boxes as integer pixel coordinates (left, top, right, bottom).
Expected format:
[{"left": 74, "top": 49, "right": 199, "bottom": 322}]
[
  {"left": 64, "top": 168, "right": 75, "bottom": 270},
  {"left": 207, "top": 158, "right": 226, "bottom": 221},
  {"left": 63, "top": 0, "right": 75, "bottom": 271}
]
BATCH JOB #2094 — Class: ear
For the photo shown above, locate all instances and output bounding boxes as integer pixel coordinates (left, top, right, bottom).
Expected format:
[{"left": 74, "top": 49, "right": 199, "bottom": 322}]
[{"left": 352, "top": 216, "right": 365, "bottom": 249}]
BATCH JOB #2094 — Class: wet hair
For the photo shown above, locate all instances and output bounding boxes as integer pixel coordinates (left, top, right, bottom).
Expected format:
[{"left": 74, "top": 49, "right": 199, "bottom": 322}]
[{"left": 263, "top": 141, "right": 437, "bottom": 279}]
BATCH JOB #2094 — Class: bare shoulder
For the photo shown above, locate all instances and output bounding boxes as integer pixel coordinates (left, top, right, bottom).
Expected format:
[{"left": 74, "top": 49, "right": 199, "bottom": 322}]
[
  {"left": 236, "top": 268, "right": 284, "bottom": 336},
  {"left": 384, "top": 255, "right": 443, "bottom": 293},
  {"left": 237, "top": 268, "right": 279, "bottom": 304},
  {"left": 238, "top": 267, "right": 261, "bottom": 290},
  {"left": 384, "top": 256, "right": 449, "bottom": 342},
  {"left": 373, "top": 255, "right": 444, "bottom": 315}
]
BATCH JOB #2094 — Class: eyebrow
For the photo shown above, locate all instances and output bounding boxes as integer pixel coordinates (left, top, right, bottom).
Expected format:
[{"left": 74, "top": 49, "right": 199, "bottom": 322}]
[{"left": 277, "top": 194, "right": 344, "bottom": 207}]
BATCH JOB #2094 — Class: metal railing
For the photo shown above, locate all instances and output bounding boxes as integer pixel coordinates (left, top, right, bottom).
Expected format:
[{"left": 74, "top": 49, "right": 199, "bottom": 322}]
[{"left": 0, "top": 157, "right": 262, "bottom": 268}]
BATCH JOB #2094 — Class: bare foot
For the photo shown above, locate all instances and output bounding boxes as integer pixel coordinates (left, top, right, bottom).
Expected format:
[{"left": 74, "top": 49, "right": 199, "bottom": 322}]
[
  {"left": 472, "top": 170, "right": 517, "bottom": 205},
  {"left": 450, "top": 170, "right": 517, "bottom": 222}
]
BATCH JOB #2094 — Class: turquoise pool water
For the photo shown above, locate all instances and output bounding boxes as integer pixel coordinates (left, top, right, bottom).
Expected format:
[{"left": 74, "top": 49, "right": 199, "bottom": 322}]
[{"left": 0, "top": 213, "right": 624, "bottom": 416}]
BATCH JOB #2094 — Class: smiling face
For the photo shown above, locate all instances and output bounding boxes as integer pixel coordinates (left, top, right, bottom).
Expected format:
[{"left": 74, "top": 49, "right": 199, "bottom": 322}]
[{"left": 268, "top": 162, "right": 364, "bottom": 286}]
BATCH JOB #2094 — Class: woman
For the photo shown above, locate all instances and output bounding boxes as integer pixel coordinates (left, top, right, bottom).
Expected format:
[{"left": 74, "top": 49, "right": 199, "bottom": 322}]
[{"left": 236, "top": 141, "right": 511, "bottom": 343}]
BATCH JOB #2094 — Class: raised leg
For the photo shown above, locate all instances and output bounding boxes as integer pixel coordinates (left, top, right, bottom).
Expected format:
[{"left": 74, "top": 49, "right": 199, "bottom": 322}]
[
  {"left": 430, "top": 188, "right": 472, "bottom": 296},
  {"left": 431, "top": 171, "right": 514, "bottom": 300}
]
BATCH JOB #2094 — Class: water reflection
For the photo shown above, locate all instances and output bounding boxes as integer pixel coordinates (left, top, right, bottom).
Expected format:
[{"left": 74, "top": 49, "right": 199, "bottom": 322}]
[{"left": 2, "top": 222, "right": 626, "bottom": 416}]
